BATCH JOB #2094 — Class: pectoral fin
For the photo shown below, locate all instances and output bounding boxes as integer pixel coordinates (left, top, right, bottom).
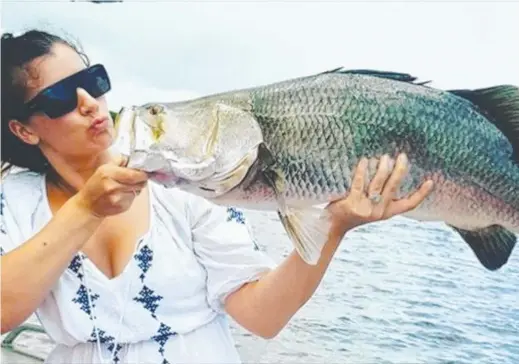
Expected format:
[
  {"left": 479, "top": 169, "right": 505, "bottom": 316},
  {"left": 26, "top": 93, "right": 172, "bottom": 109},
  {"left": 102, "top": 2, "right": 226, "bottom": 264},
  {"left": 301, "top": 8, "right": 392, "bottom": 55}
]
[
  {"left": 256, "top": 143, "right": 331, "bottom": 265},
  {"left": 278, "top": 206, "right": 332, "bottom": 265}
]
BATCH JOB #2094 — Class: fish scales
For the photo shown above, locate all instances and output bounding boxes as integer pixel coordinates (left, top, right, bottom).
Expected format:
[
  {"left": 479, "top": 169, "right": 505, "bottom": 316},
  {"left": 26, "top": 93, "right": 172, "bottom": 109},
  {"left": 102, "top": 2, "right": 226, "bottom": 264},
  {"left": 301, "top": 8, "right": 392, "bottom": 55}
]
[
  {"left": 117, "top": 68, "right": 519, "bottom": 270},
  {"left": 247, "top": 74, "right": 518, "bottom": 213}
]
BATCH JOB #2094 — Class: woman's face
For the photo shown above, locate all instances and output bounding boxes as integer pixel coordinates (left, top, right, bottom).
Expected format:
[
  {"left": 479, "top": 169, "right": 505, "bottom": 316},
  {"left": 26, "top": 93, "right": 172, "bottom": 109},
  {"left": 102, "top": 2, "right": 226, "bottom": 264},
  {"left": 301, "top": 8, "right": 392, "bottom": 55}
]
[{"left": 10, "top": 42, "right": 115, "bottom": 161}]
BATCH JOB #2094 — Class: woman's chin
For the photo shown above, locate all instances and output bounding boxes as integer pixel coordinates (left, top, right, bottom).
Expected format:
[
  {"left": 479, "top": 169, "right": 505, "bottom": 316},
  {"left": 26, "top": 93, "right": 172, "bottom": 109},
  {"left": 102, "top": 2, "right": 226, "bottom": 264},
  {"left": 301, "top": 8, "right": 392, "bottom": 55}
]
[
  {"left": 95, "top": 127, "right": 115, "bottom": 144},
  {"left": 87, "top": 134, "right": 115, "bottom": 154}
]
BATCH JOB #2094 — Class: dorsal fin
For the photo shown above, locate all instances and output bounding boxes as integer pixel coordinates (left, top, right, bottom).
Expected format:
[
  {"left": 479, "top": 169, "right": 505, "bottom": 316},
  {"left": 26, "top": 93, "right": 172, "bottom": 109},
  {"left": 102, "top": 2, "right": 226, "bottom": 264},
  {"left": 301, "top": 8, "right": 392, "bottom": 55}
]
[
  {"left": 449, "top": 85, "right": 519, "bottom": 162},
  {"left": 318, "top": 67, "right": 431, "bottom": 85}
]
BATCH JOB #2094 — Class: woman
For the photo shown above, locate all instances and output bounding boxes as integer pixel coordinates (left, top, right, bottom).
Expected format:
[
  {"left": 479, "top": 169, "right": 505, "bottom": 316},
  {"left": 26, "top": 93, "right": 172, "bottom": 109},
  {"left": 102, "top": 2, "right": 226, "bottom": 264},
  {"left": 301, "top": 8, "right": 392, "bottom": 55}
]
[{"left": 0, "top": 30, "right": 433, "bottom": 364}]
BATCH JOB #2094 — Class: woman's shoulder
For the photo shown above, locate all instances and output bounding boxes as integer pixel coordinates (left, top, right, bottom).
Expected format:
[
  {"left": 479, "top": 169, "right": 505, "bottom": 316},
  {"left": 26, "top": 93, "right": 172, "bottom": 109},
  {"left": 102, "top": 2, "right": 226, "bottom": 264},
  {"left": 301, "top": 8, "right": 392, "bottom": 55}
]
[
  {"left": 1, "top": 168, "right": 44, "bottom": 199},
  {"left": 1, "top": 169, "right": 45, "bottom": 251}
]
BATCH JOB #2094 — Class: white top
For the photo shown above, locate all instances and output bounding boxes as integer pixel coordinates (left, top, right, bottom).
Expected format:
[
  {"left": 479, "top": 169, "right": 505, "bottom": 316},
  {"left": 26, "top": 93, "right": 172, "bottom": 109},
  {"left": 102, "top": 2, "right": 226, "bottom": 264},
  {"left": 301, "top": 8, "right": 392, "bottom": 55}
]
[{"left": 0, "top": 170, "right": 277, "bottom": 364}]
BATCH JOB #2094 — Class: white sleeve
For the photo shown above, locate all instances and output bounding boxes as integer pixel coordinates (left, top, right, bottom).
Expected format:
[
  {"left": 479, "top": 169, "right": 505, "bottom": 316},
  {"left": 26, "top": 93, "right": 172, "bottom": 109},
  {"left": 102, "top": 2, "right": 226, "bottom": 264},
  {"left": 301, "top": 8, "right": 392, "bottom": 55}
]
[
  {"left": 0, "top": 227, "right": 10, "bottom": 256},
  {"left": 0, "top": 191, "right": 15, "bottom": 256},
  {"left": 187, "top": 195, "right": 277, "bottom": 313},
  {"left": 0, "top": 171, "right": 44, "bottom": 256}
]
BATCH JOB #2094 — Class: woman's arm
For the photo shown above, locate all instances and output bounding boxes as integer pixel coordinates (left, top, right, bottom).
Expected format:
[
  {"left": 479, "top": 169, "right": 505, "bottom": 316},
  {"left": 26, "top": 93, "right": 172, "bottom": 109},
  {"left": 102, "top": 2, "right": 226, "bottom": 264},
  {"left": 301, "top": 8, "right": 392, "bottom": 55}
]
[
  {"left": 224, "top": 226, "right": 345, "bottom": 339},
  {"left": 225, "top": 154, "right": 434, "bottom": 338},
  {"left": 1, "top": 162, "right": 149, "bottom": 333},
  {"left": 0, "top": 197, "right": 102, "bottom": 333}
]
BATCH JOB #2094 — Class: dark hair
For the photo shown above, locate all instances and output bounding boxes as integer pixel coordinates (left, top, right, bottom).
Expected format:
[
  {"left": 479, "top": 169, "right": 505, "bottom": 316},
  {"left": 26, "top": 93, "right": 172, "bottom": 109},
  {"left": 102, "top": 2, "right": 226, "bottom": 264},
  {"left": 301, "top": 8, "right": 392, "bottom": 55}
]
[{"left": 1, "top": 29, "right": 90, "bottom": 175}]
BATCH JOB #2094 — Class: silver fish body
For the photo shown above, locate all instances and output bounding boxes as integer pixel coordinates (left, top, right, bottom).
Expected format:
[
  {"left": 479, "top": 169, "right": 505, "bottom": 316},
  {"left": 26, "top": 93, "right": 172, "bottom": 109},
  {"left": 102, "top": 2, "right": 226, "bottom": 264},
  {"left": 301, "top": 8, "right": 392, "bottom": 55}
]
[{"left": 113, "top": 68, "right": 519, "bottom": 270}]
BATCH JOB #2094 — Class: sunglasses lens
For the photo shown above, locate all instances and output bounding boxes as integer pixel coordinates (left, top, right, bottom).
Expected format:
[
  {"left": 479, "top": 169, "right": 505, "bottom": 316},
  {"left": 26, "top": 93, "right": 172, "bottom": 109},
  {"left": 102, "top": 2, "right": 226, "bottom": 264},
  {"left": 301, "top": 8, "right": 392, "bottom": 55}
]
[
  {"left": 41, "top": 84, "right": 77, "bottom": 118},
  {"left": 26, "top": 64, "right": 111, "bottom": 119},
  {"left": 81, "top": 65, "right": 111, "bottom": 99}
]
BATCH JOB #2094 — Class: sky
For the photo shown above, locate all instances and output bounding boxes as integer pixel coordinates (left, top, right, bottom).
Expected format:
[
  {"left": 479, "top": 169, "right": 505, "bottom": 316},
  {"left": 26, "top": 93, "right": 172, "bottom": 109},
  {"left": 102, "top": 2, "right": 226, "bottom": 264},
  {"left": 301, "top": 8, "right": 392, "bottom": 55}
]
[{"left": 1, "top": 1, "right": 519, "bottom": 111}]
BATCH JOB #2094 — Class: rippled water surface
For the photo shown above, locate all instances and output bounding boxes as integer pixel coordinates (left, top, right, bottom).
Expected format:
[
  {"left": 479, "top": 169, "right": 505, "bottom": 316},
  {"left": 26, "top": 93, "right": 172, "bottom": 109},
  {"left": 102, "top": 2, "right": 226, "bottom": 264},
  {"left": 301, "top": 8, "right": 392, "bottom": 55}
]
[{"left": 231, "top": 211, "right": 519, "bottom": 364}]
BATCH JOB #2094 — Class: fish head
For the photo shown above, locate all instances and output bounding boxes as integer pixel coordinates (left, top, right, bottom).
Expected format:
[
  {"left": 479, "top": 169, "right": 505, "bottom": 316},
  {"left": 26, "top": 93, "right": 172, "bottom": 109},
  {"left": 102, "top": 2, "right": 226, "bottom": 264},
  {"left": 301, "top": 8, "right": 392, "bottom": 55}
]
[
  {"left": 114, "top": 100, "right": 264, "bottom": 200},
  {"left": 137, "top": 103, "right": 218, "bottom": 163},
  {"left": 112, "top": 103, "right": 217, "bottom": 189}
]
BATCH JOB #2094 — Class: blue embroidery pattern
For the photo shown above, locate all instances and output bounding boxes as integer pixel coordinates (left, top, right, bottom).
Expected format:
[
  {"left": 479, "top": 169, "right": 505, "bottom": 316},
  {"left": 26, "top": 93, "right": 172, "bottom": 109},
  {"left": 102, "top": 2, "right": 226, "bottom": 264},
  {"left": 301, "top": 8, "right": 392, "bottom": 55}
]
[
  {"left": 80, "top": 278, "right": 125, "bottom": 363},
  {"left": 133, "top": 244, "right": 177, "bottom": 361},
  {"left": 107, "top": 342, "right": 123, "bottom": 363},
  {"left": 152, "top": 323, "right": 177, "bottom": 356},
  {"left": 68, "top": 255, "right": 83, "bottom": 279},
  {"left": 133, "top": 285, "right": 163, "bottom": 319},
  {"left": 226, "top": 207, "right": 245, "bottom": 224},
  {"left": 72, "top": 284, "right": 99, "bottom": 316},
  {"left": 134, "top": 245, "right": 153, "bottom": 282},
  {"left": 87, "top": 329, "right": 122, "bottom": 363}
]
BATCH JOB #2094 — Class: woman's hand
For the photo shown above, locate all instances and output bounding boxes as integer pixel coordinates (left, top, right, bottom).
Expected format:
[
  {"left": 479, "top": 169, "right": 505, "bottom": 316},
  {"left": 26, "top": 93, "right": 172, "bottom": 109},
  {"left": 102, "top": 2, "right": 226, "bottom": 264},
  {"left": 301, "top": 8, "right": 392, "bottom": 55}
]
[
  {"left": 72, "top": 158, "right": 149, "bottom": 218},
  {"left": 326, "top": 153, "right": 434, "bottom": 236}
]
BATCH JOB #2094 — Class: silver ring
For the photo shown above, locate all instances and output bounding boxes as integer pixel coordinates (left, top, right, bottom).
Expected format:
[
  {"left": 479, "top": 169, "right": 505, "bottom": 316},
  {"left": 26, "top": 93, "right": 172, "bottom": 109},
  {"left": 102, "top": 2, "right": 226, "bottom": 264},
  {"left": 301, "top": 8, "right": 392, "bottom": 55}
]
[{"left": 368, "top": 192, "right": 383, "bottom": 204}]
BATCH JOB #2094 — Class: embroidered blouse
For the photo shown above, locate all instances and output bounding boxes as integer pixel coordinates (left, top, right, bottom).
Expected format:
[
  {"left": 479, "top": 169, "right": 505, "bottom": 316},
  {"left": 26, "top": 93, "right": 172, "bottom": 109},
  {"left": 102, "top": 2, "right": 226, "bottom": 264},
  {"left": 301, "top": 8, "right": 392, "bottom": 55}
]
[{"left": 0, "top": 170, "right": 277, "bottom": 364}]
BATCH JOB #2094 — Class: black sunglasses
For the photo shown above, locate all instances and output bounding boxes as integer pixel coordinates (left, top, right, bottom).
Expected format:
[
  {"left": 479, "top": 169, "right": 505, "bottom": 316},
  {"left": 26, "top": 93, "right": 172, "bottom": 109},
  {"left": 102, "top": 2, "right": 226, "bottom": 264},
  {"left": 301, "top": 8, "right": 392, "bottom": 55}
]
[{"left": 23, "top": 64, "right": 111, "bottom": 119}]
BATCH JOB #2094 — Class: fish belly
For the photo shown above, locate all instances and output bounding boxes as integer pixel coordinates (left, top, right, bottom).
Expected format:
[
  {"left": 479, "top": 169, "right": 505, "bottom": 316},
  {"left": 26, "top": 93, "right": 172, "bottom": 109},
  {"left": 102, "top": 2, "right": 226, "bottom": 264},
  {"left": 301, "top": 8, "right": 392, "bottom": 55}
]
[
  {"left": 211, "top": 151, "right": 519, "bottom": 235},
  {"left": 400, "top": 171, "right": 519, "bottom": 233}
]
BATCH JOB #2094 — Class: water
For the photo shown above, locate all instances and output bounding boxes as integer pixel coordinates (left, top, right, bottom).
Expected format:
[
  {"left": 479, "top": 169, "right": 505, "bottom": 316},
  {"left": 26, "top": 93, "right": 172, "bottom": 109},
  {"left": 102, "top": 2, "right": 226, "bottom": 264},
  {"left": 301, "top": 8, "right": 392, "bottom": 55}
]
[
  {"left": 230, "top": 211, "right": 519, "bottom": 364},
  {"left": 2, "top": 213, "right": 518, "bottom": 363}
]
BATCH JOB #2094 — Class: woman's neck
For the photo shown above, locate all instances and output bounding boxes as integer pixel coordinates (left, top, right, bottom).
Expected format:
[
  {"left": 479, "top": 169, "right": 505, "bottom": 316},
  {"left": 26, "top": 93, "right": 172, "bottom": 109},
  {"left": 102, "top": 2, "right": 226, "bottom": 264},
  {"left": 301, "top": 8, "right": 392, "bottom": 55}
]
[{"left": 45, "top": 150, "right": 119, "bottom": 193}]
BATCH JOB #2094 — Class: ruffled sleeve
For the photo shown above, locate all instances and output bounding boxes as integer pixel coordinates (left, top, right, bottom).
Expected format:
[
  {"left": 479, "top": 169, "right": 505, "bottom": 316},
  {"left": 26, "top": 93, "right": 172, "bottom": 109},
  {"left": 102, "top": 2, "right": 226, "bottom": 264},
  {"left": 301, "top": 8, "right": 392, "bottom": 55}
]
[
  {"left": 0, "top": 231, "right": 8, "bottom": 257},
  {"left": 0, "top": 171, "right": 44, "bottom": 256},
  {"left": 0, "top": 189, "right": 15, "bottom": 256},
  {"left": 186, "top": 195, "right": 277, "bottom": 313}
]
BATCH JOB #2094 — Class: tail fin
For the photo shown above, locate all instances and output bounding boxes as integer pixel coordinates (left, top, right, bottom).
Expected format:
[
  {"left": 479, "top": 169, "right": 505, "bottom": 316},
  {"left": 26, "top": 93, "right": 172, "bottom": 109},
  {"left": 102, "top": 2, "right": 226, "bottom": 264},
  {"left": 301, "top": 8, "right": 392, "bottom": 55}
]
[
  {"left": 448, "top": 85, "right": 519, "bottom": 162},
  {"left": 450, "top": 225, "right": 517, "bottom": 271}
]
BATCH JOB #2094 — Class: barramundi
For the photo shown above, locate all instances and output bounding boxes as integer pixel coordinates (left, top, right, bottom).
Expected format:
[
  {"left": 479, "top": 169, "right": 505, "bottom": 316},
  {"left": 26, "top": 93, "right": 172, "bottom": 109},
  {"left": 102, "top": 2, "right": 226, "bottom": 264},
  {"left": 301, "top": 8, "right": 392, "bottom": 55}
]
[{"left": 113, "top": 68, "right": 519, "bottom": 271}]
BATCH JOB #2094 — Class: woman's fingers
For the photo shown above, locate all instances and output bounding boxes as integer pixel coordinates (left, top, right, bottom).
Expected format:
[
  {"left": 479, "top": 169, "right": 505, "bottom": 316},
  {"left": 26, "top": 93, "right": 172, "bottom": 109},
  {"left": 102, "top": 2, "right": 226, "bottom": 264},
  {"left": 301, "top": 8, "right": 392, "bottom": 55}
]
[
  {"left": 119, "top": 181, "right": 148, "bottom": 193},
  {"left": 367, "top": 154, "right": 391, "bottom": 202},
  {"left": 381, "top": 153, "right": 408, "bottom": 201},
  {"left": 387, "top": 180, "right": 434, "bottom": 216},
  {"left": 327, "top": 154, "right": 434, "bottom": 231},
  {"left": 350, "top": 157, "right": 368, "bottom": 197}
]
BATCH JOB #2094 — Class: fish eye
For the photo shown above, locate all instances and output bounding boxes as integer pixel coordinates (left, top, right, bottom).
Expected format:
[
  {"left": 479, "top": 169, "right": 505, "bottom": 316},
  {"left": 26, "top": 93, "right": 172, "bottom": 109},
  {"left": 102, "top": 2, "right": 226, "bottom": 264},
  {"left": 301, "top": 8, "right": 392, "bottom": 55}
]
[{"left": 148, "top": 105, "right": 164, "bottom": 116}]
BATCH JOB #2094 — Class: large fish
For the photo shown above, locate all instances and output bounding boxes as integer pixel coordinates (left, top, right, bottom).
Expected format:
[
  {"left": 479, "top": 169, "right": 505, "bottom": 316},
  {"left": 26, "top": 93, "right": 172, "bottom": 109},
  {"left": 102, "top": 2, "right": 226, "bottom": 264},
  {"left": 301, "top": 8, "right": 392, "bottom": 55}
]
[{"left": 112, "top": 68, "right": 519, "bottom": 270}]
